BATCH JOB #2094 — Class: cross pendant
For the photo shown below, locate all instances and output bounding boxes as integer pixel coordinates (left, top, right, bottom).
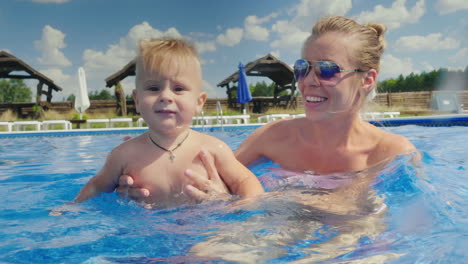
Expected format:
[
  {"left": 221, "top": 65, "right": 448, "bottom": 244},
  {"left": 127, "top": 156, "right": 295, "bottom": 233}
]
[{"left": 169, "top": 152, "right": 176, "bottom": 161}]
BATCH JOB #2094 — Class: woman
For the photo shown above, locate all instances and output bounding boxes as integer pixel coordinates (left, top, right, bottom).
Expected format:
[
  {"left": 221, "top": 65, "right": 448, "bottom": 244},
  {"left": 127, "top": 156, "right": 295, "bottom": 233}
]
[{"left": 118, "top": 15, "right": 418, "bottom": 204}]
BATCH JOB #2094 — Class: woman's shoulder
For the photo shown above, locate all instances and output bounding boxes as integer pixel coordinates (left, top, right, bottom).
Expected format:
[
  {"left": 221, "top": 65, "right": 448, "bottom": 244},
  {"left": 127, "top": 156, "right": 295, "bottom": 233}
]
[
  {"left": 370, "top": 127, "right": 417, "bottom": 162},
  {"left": 256, "top": 118, "right": 301, "bottom": 138}
]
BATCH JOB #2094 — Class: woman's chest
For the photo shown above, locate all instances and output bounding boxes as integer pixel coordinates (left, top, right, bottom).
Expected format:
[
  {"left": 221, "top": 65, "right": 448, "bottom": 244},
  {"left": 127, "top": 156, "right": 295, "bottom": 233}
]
[{"left": 266, "top": 144, "right": 369, "bottom": 173}]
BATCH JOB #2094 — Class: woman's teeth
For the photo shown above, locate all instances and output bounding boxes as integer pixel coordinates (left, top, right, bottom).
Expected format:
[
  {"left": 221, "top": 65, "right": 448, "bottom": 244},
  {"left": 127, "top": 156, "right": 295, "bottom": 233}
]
[{"left": 306, "top": 96, "right": 327, "bottom": 102}]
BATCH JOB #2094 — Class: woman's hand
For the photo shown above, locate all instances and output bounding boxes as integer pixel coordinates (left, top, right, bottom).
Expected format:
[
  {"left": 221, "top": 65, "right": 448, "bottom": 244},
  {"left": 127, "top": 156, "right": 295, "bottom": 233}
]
[
  {"left": 115, "top": 150, "right": 230, "bottom": 205},
  {"left": 115, "top": 174, "right": 150, "bottom": 202},
  {"left": 184, "top": 150, "right": 230, "bottom": 201}
]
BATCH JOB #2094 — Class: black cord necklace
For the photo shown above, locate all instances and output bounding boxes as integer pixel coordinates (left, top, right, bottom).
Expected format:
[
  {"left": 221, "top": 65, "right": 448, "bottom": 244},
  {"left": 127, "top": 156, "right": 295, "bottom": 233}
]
[{"left": 147, "top": 131, "right": 190, "bottom": 161}]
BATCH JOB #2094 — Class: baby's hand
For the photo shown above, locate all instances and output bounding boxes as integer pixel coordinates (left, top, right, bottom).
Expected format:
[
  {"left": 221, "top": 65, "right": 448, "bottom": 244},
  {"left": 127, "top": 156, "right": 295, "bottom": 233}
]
[{"left": 49, "top": 202, "right": 81, "bottom": 216}]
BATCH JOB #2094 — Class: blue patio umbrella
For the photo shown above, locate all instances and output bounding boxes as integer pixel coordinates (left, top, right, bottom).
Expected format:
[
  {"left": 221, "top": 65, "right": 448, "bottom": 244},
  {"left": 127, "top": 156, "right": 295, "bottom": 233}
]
[{"left": 237, "top": 62, "right": 252, "bottom": 112}]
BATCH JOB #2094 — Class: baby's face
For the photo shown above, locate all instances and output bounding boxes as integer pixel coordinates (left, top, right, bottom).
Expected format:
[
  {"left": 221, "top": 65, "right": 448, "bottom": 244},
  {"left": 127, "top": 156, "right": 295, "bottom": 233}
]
[{"left": 134, "top": 59, "right": 206, "bottom": 132}]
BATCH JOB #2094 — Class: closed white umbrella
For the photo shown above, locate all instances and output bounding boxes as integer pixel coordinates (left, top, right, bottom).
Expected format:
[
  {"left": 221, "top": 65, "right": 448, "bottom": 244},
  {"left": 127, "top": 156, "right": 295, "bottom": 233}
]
[{"left": 75, "top": 67, "right": 90, "bottom": 119}]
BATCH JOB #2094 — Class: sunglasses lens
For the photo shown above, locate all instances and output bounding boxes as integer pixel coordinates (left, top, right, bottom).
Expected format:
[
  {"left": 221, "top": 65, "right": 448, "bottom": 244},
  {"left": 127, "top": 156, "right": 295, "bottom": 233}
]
[
  {"left": 317, "top": 61, "right": 340, "bottom": 79},
  {"left": 294, "top": 59, "right": 310, "bottom": 80}
]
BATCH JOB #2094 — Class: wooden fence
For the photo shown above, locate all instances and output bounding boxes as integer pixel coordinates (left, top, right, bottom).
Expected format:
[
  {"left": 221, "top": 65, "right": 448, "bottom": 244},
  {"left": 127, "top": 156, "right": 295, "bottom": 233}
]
[{"left": 1, "top": 91, "right": 467, "bottom": 119}]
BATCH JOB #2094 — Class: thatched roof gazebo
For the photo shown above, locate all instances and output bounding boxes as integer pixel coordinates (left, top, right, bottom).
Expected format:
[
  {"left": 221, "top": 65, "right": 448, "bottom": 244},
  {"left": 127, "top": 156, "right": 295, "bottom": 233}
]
[
  {"left": 0, "top": 51, "right": 63, "bottom": 104},
  {"left": 217, "top": 53, "right": 296, "bottom": 110},
  {"left": 104, "top": 59, "right": 137, "bottom": 116},
  {"left": 105, "top": 59, "right": 136, "bottom": 89}
]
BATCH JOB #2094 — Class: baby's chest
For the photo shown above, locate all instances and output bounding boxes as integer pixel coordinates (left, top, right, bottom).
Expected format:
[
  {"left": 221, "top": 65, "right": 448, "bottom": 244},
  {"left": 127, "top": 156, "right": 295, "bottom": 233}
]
[{"left": 125, "top": 158, "right": 208, "bottom": 194}]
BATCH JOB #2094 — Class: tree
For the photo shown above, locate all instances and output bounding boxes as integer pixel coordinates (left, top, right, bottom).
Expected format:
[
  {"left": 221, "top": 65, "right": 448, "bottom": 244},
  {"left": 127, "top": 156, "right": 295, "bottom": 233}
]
[
  {"left": 88, "top": 89, "right": 115, "bottom": 100},
  {"left": 66, "top": 94, "right": 76, "bottom": 101},
  {"left": 0, "top": 79, "right": 32, "bottom": 102},
  {"left": 377, "top": 67, "right": 468, "bottom": 93},
  {"left": 250, "top": 81, "right": 276, "bottom": 96}
]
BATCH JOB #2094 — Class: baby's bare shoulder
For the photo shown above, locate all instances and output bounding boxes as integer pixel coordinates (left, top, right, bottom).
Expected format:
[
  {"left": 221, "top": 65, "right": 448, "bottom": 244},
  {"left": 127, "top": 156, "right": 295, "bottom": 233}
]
[
  {"left": 194, "top": 131, "right": 228, "bottom": 148},
  {"left": 111, "top": 134, "right": 148, "bottom": 157}
]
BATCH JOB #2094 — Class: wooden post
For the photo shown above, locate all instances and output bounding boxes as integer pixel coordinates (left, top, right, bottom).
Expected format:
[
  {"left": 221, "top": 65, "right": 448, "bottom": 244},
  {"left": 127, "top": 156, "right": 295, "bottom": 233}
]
[
  {"left": 287, "top": 82, "right": 297, "bottom": 109},
  {"left": 226, "top": 84, "right": 233, "bottom": 108},
  {"left": 36, "top": 82, "right": 44, "bottom": 104},
  {"left": 114, "top": 83, "right": 127, "bottom": 116},
  {"left": 47, "top": 86, "right": 53, "bottom": 102}
]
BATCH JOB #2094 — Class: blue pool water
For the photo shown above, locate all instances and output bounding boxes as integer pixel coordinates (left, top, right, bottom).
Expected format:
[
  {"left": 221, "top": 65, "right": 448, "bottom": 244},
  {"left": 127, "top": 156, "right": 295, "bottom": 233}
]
[{"left": 0, "top": 125, "right": 467, "bottom": 263}]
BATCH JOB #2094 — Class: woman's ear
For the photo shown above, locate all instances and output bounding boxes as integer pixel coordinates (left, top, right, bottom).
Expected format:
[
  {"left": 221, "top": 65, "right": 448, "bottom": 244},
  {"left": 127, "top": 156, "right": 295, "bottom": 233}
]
[
  {"left": 362, "top": 69, "right": 378, "bottom": 94},
  {"left": 196, "top": 92, "right": 207, "bottom": 114}
]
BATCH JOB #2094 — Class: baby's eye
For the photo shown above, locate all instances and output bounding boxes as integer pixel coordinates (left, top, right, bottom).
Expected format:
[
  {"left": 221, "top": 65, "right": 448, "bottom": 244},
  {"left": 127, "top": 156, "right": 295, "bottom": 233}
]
[
  {"left": 174, "top": 86, "right": 185, "bottom": 92},
  {"left": 147, "top": 86, "right": 160, "bottom": 92}
]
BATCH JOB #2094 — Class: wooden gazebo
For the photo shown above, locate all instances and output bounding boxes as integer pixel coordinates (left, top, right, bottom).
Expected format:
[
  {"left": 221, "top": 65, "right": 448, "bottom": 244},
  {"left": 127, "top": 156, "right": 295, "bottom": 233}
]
[
  {"left": 217, "top": 54, "right": 296, "bottom": 110},
  {"left": 104, "top": 59, "right": 136, "bottom": 116},
  {"left": 105, "top": 59, "right": 136, "bottom": 88},
  {"left": 0, "top": 51, "right": 63, "bottom": 104}
]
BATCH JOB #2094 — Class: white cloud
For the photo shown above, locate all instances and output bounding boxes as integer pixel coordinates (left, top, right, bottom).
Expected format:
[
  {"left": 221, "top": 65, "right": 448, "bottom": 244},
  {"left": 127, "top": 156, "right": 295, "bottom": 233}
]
[
  {"left": 244, "top": 13, "right": 278, "bottom": 41},
  {"left": 380, "top": 54, "right": 418, "bottom": 79},
  {"left": 449, "top": 47, "right": 468, "bottom": 64},
  {"left": 421, "top": 61, "right": 435, "bottom": 72},
  {"left": 245, "top": 23, "right": 269, "bottom": 42},
  {"left": 203, "top": 80, "right": 226, "bottom": 98},
  {"left": 34, "top": 25, "right": 71, "bottom": 67},
  {"left": 291, "top": 0, "right": 352, "bottom": 29},
  {"left": 271, "top": 20, "right": 310, "bottom": 50},
  {"left": 216, "top": 28, "right": 243, "bottom": 46},
  {"left": 39, "top": 68, "right": 70, "bottom": 83},
  {"left": 82, "top": 45, "right": 134, "bottom": 79},
  {"left": 119, "top": 77, "right": 136, "bottom": 96},
  {"left": 82, "top": 21, "right": 183, "bottom": 81},
  {"left": 35, "top": 67, "right": 75, "bottom": 101},
  {"left": 200, "top": 58, "right": 215, "bottom": 65},
  {"left": 435, "top": 0, "right": 468, "bottom": 14},
  {"left": 395, "top": 33, "right": 460, "bottom": 51},
  {"left": 80, "top": 21, "right": 224, "bottom": 97},
  {"left": 270, "top": 0, "right": 351, "bottom": 51},
  {"left": 270, "top": 50, "right": 281, "bottom": 58},
  {"left": 32, "top": 0, "right": 70, "bottom": 3},
  {"left": 256, "top": 50, "right": 281, "bottom": 59},
  {"left": 123, "top": 22, "right": 182, "bottom": 49},
  {"left": 355, "top": 0, "right": 425, "bottom": 30},
  {"left": 194, "top": 41, "right": 216, "bottom": 53}
]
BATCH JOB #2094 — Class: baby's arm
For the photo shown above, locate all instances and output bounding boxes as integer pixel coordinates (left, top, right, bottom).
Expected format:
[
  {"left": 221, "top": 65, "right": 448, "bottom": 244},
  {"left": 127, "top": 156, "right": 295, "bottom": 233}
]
[
  {"left": 210, "top": 140, "right": 264, "bottom": 198},
  {"left": 74, "top": 149, "right": 123, "bottom": 203}
]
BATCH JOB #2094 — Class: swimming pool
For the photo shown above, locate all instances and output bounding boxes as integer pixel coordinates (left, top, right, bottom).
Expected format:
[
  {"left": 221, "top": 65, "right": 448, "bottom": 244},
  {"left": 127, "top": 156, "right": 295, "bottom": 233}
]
[{"left": 0, "top": 125, "right": 466, "bottom": 263}]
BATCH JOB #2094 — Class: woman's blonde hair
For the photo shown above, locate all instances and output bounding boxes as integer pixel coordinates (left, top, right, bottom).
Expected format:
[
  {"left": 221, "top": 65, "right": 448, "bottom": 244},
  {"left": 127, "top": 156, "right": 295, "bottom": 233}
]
[
  {"left": 303, "top": 16, "right": 387, "bottom": 73},
  {"left": 135, "top": 38, "right": 200, "bottom": 86}
]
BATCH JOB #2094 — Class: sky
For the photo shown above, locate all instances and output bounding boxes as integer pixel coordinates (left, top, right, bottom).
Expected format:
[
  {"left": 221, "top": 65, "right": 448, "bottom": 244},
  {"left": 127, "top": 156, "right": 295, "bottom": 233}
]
[{"left": 1, "top": 0, "right": 467, "bottom": 101}]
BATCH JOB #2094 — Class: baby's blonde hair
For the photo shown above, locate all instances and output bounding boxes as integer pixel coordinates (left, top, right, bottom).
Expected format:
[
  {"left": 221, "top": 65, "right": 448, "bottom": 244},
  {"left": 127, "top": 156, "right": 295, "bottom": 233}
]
[
  {"left": 135, "top": 38, "right": 201, "bottom": 87},
  {"left": 303, "top": 16, "right": 386, "bottom": 73}
]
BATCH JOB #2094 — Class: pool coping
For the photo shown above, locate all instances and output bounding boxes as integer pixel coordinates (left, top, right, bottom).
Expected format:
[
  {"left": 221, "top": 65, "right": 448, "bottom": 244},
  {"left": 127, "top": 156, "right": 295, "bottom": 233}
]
[
  {"left": 1, "top": 114, "right": 467, "bottom": 138},
  {"left": 0, "top": 124, "right": 263, "bottom": 138},
  {"left": 368, "top": 113, "right": 468, "bottom": 127}
]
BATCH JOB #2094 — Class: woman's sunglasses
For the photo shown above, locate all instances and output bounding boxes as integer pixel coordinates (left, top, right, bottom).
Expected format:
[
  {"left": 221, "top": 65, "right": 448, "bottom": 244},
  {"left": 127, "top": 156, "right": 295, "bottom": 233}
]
[{"left": 293, "top": 59, "right": 364, "bottom": 81}]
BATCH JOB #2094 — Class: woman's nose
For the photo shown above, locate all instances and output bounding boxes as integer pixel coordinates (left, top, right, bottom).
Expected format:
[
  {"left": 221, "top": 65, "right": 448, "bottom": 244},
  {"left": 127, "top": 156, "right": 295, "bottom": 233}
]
[{"left": 303, "top": 66, "right": 320, "bottom": 86}]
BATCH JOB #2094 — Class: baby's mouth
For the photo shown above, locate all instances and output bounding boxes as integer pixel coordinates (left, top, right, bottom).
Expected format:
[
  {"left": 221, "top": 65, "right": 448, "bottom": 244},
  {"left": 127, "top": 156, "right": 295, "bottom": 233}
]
[{"left": 156, "top": 109, "right": 176, "bottom": 114}]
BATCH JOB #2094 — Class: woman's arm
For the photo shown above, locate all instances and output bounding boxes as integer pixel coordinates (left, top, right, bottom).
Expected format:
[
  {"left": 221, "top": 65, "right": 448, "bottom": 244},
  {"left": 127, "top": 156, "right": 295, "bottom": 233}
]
[
  {"left": 210, "top": 140, "right": 264, "bottom": 197},
  {"left": 234, "top": 123, "right": 270, "bottom": 166}
]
